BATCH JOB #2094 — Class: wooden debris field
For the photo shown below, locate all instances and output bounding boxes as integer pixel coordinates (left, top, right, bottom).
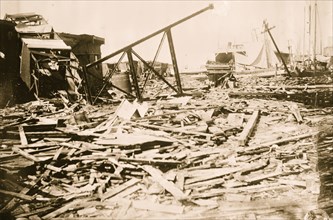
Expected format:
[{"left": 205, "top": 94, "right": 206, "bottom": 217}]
[{"left": 0, "top": 73, "right": 332, "bottom": 219}]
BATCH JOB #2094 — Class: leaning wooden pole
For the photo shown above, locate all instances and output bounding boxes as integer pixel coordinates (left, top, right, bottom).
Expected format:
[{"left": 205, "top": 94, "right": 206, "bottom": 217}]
[{"left": 263, "top": 20, "right": 291, "bottom": 77}]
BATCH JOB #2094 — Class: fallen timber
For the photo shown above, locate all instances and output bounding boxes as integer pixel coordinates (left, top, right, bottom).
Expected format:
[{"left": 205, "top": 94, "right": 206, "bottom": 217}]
[
  {"left": 229, "top": 90, "right": 333, "bottom": 107},
  {"left": 250, "top": 84, "right": 333, "bottom": 90},
  {"left": 1, "top": 85, "right": 328, "bottom": 219}
]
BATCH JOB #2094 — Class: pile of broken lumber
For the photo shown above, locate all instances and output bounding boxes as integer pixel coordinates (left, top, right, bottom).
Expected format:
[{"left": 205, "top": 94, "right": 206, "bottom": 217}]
[{"left": 0, "top": 75, "right": 331, "bottom": 219}]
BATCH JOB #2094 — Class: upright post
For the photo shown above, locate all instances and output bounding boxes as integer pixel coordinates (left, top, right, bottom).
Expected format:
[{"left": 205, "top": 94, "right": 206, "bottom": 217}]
[
  {"left": 313, "top": 0, "right": 317, "bottom": 74},
  {"left": 82, "top": 66, "right": 92, "bottom": 104},
  {"left": 166, "top": 29, "right": 183, "bottom": 95},
  {"left": 127, "top": 49, "right": 142, "bottom": 101},
  {"left": 303, "top": 6, "right": 306, "bottom": 64},
  {"left": 308, "top": 3, "right": 311, "bottom": 62}
]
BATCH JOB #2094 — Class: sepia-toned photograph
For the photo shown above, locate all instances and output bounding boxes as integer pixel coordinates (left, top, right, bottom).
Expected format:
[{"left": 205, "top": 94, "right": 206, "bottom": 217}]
[{"left": 0, "top": 0, "right": 332, "bottom": 219}]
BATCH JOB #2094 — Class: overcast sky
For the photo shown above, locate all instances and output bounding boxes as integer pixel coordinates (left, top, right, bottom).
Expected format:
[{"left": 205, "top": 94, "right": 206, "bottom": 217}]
[{"left": 1, "top": 0, "right": 332, "bottom": 70}]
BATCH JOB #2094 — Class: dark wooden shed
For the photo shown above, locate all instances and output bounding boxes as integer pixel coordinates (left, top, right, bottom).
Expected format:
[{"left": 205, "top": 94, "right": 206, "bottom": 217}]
[
  {"left": 0, "top": 20, "right": 30, "bottom": 107},
  {"left": 58, "top": 33, "right": 105, "bottom": 95}
]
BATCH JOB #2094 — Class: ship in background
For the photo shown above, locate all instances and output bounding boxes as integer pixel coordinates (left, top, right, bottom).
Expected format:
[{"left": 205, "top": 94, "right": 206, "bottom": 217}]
[
  {"left": 294, "top": 0, "right": 333, "bottom": 76},
  {"left": 206, "top": 0, "right": 333, "bottom": 80},
  {"left": 206, "top": 33, "right": 290, "bottom": 80}
]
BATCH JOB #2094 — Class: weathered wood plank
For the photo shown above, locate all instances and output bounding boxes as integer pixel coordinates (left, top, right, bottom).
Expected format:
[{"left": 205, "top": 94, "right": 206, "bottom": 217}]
[
  {"left": 18, "top": 125, "right": 28, "bottom": 145},
  {"left": 42, "top": 199, "right": 86, "bottom": 219},
  {"left": 243, "top": 132, "right": 318, "bottom": 153},
  {"left": 142, "top": 165, "right": 187, "bottom": 200},
  {"left": 12, "top": 146, "right": 40, "bottom": 162},
  {"left": 289, "top": 104, "right": 303, "bottom": 123},
  {"left": 18, "top": 204, "right": 41, "bottom": 220},
  {"left": 0, "top": 189, "right": 34, "bottom": 201},
  {"left": 101, "top": 178, "right": 140, "bottom": 201},
  {"left": 15, "top": 206, "right": 55, "bottom": 218},
  {"left": 278, "top": 179, "right": 307, "bottom": 188},
  {"left": 185, "top": 177, "right": 225, "bottom": 190},
  {"left": 132, "top": 122, "right": 213, "bottom": 138},
  {"left": 105, "top": 185, "right": 141, "bottom": 203},
  {"left": 132, "top": 200, "right": 184, "bottom": 214},
  {"left": 0, "top": 145, "right": 63, "bottom": 214},
  {"left": 245, "top": 171, "right": 282, "bottom": 183},
  {"left": 238, "top": 110, "right": 260, "bottom": 146},
  {"left": 0, "top": 179, "right": 39, "bottom": 213},
  {"left": 119, "top": 157, "right": 182, "bottom": 166},
  {"left": 186, "top": 166, "right": 243, "bottom": 185},
  {"left": 175, "top": 172, "right": 186, "bottom": 191}
]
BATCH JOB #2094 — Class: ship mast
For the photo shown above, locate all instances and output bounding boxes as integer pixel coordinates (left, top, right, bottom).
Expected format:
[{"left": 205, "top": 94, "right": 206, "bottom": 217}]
[
  {"left": 303, "top": 5, "right": 306, "bottom": 64},
  {"left": 308, "top": 2, "right": 311, "bottom": 63},
  {"left": 313, "top": 0, "right": 317, "bottom": 74}
]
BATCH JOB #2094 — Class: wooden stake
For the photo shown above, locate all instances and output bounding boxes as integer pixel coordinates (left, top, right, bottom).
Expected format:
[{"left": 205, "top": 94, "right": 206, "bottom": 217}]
[
  {"left": 18, "top": 125, "right": 28, "bottom": 145},
  {"left": 238, "top": 110, "right": 260, "bottom": 146}
]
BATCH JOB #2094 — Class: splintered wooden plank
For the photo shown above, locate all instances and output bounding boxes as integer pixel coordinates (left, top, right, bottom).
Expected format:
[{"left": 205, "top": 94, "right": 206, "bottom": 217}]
[
  {"left": 15, "top": 206, "right": 55, "bottom": 219},
  {"left": 101, "top": 178, "right": 140, "bottom": 201},
  {"left": 245, "top": 132, "right": 318, "bottom": 152},
  {"left": 175, "top": 172, "right": 186, "bottom": 191},
  {"left": 142, "top": 165, "right": 187, "bottom": 200},
  {"left": 244, "top": 171, "right": 282, "bottom": 183},
  {"left": 52, "top": 146, "right": 64, "bottom": 160},
  {"left": 185, "top": 177, "right": 225, "bottom": 190},
  {"left": 25, "top": 131, "right": 68, "bottom": 138},
  {"left": 289, "top": 104, "right": 303, "bottom": 123},
  {"left": 12, "top": 146, "right": 40, "bottom": 162},
  {"left": 132, "top": 200, "right": 184, "bottom": 214},
  {"left": 0, "top": 147, "right": 63, "bottom": 214},
  {"left": 190, "top": 188, "right": 226, "bottom": 199},
  {"left": 238, "top": 110, "right": 260, "bottom": 146},
  {"left": 105, "top": 185, "right": 141, "bottom": 203},
  {"left": 18, "top": 125, "right": 28, "bottom": 145},
  {"left": 42, "top": 199, "right": 85, "bottom": 219},
  {"left": 45, "top": 164, "right": 62, "bottom": 173},
  {"left": 94, "top": 133, "right": 173, "bottom": 146},
  {"left": 185, "top": 166, "right": 243, "bottom": 185},
  {"left": 132, "top": 122, "right": 213, "bottom": 138},
  {"left": 119, "top": 157, "right": 182, "bottom": 166},
  {"left": 18, "top": 142, "right": 60, "bottom": 149},
  {"left": 0, "top": 177, "right": 41, "bottom": 213},
  {"left": 18, "top": 204, "right": 41, "bottom": 220},
  {"left": 0, "top": 189, "right": 34, "bottom": 201},
  {"left": 278, "top": 179, "right": 306, "bottom": 188},
  {"left": 23, "top": 123, "right": 57, "bottom": 132},
  {"left": 239, "top": 159, "right": 270, "bottom": 175}
]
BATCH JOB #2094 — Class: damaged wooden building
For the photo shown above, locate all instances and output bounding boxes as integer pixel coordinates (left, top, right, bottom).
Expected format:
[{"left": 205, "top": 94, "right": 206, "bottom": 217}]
[{"left": 0, "top": 13, "right": 105, "bottom": 107}]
